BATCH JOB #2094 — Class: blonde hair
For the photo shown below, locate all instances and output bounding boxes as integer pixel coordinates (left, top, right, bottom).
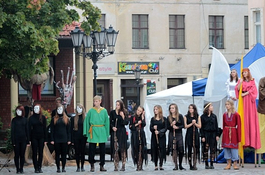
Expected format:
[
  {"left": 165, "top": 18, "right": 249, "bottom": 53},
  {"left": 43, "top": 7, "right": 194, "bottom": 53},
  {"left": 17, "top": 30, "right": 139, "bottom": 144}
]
[
  {"left": 153, "top": 105, "right": 164, "bottom": 122},
  {"left": 168, "top": 103, "right": 179, "bottom": 124},
  {"left": 226, "top": 99, "right": 236, "bottom": 114},
  {"left": 93, "top": 95, "right": 102, "bottom": 101}
]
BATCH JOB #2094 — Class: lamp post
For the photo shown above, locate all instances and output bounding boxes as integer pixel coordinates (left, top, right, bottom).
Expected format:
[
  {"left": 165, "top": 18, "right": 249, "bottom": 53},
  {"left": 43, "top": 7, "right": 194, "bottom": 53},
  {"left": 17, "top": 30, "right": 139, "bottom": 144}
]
[
  {"left": 134, "top": 66, "right": 141, "bottom": 107},
  {"left": 70, "top": 25, "right": 119, "bottom": 96}
]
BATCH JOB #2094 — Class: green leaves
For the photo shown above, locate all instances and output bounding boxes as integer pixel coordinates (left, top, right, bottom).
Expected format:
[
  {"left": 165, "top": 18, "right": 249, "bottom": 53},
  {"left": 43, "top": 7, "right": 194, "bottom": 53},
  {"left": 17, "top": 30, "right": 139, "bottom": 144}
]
[{"left": 0, "top": 0, "right": 101, "bottom": 80}]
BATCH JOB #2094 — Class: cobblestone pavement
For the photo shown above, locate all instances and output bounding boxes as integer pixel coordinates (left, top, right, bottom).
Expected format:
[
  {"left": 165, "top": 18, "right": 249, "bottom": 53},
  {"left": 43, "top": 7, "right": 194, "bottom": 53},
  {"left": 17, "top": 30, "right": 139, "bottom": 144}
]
[{"left": 1, "top": 155, "right": 265, "bottom": 175}]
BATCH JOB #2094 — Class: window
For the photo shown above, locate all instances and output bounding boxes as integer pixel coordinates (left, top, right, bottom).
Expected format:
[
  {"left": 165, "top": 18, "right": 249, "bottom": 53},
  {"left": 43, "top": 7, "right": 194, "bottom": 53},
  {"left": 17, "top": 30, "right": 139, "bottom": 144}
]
[
  {"left": 132, "top": 14, "right": 149, "bottom": 49},
  {"left": 244, "top": 16, "right": 249, "bottom": 49},
  {"left": 167, "top": 78, "right": 186, "bottom": 89},
  {"left": 254, "top": 11, "right": 261, "bottom": 44},
  {"left": 19, "top": 57, "right": 55, "bottom": 95},
  {"left": 169, "top": 15, "right": 185, "bottom": 49},
  {"left": 99, "top": 14, "right": 105, "bottom": 28},
  {"left": 209, "top": 16, "right": 224, "bottom": 49}
]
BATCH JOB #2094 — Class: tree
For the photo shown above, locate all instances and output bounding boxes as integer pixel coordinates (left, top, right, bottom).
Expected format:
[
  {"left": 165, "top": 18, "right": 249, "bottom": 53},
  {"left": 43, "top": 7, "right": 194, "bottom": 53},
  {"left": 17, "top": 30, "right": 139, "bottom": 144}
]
[{"left": 0, "top": 0, "right": 101, "bottom": 80}]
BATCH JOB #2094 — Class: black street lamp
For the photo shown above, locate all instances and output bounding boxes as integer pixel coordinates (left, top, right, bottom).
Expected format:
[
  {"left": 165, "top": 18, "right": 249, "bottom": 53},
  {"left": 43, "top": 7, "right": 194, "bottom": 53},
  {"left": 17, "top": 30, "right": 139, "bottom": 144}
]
[
  {"left": 70, "top": 25, "right": 119, "bottom": 96},
  {"left": 134, "top": 66, "right": 141, "bottom": 107}
]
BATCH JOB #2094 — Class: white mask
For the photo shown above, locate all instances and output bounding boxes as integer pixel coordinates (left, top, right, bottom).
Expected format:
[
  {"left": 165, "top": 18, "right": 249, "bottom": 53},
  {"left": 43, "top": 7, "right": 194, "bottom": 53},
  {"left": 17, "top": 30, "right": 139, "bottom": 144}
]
[
  {"left": 34, "top": 106, "right": 40, "bottom": 114},
  {"left": 16, "top": 109, "right": 22, "bottom": 116},
  {"left": 77, "top": 106, "right": 82, "bottom": 114},
  {"left": 57, "top": 106, "right": 63, "bottom": 115}
]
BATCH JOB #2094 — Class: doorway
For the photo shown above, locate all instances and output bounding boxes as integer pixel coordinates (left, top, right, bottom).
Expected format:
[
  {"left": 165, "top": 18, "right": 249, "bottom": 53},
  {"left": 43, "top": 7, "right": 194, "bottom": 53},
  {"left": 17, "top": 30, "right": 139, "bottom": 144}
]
[{"left": 97, "top": 79, "right": 113, "bottom": 113}]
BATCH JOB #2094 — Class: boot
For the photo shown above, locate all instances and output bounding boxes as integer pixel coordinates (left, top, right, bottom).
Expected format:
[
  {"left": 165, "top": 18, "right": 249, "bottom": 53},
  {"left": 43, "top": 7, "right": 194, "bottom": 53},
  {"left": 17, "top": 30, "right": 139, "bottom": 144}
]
[
  {"left": 224, "top": 159, "right": 231, "bottom": 170},
  {"left": 210, "top": 160, "right": 214, "bottom": 169},
  {"left": 192, "top": 156, "right": 197, "bottom": 170},
  {"left": 114, "top": 160, "right": 118, "bottom": 171},
  {"left": 100, "top": 165, "right": 107, "bottom": 172},
  {"left": 90, "top": 164, "right": 95, "bottom": 172},
  {"left": 233, "top": 161, "right": 239, "bottom": 170},
  {"left": 179, "top": 152, "right": 186, "bottom": 170},
  {"left": 205, "top": 161, "right": 210, "bottom": 169},
  {"left": 189, "top": 159, "right": 193, "bottom": 170}
]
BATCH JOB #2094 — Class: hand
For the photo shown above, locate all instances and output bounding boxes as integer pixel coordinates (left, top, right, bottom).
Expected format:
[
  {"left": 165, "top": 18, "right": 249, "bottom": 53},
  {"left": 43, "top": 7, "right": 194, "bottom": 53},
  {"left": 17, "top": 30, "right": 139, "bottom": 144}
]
[
  {"left": 44, "top": 142, "right": 47, "bottom": 145},
  {"left": 173, "top": 125, "right": 178, "bottom": 129},
  {"left": 113, "top": 127, "right": 117, "bottom": 132},
  {"left": 72, "top": 143, "right": 74, "bottom": 145},
  {"left": 153, "top": 125, "right": 157, "bottom": 130},
  {"left": 172, "top": 121, "right": 176, "bottom": 125},
  {"left": 67, "top": 141, "right": 71, "bottom": 145},
  {"left": 142, "top": 111, "right": 145, "bottom": 120},
  {"left": 51, "top": 141, "right": 54, "bottom": 145},
  {"left": 155, "top": 130, "right": 159, "bottom": 135},
  {"left": 202, "top": 138, "right": 205, "bottom": 142},
  {"left": 27, "top": 144, "right": 30, "bottom": 147},
  {"left": 192, "top": 120, "right": 196, "bottom": 124},
  {"left": 138, "top": 120, "right": 142, "bottom": 125},
  {"left": 216, "top": 136, "right": 219, "bottom": 141},
  {"left": 240, "top": 79, "right": 243, "bottom": 83}
]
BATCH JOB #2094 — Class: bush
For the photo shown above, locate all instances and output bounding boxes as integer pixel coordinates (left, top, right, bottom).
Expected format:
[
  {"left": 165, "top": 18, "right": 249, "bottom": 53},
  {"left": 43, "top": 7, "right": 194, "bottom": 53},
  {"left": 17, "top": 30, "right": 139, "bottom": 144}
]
[{"left": 42, "top": 108, "right": 51, "bottom": 126}]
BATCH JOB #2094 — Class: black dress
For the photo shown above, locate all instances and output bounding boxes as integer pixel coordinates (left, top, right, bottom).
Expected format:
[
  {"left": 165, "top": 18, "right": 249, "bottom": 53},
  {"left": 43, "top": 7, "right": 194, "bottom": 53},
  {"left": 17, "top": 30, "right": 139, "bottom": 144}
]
[
  {"left": 150, "top": 117, "right": 167, "bottom": 167},
  {"left": 109, "top": 110, "right": 129, "bottom": 159},
  {"left": 200, "top": 113, "right": 219, "bottom": 164},
  {"left": 129, "top": 115, "right": 147, "bottom": 167}
]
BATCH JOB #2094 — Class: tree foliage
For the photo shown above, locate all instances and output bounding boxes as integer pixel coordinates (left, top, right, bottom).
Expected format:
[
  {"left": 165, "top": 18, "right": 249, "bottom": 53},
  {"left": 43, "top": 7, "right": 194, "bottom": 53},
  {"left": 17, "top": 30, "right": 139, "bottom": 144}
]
[{"left": 0, "top": 0, "right": 101, "bottom": 80}]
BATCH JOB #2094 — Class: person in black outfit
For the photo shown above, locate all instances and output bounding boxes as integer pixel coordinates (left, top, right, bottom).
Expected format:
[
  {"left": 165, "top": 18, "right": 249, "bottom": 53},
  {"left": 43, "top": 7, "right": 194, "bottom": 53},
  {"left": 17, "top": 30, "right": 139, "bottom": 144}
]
[
  {"left": 51, "top": 97, "right": 67, "bottom": 118},
  {"left": 50, "top": 105, "right": 71, "bottom": 173},
  {"left": 150, "top": 105, "right": 167, "bottom": 171},
  {"left": 167, "top": 103, "right": 186, "bottom": 171},
  {"left": 70, "top": 104, "right": 87, "bottom": 172},
  {"left": 11, "top": 105, "right": 30, "bottom": 174},
  {"left": 28, "top": 104, "right": 47, "bottom": 173},
  {"left": 129, "top": 106, "right": 147, "bottom": 171},
  {"left": 110, "top": 100, "right": 129, "bottom": 171},
  {"left": 24, "top": 97, "right": 34, "bottom": 119},
  {"left": 184, "top": 104, "right": 201, "bottom": 170},
  {"left": 200, "top": 102, "right": 219, "bottom": 169}
]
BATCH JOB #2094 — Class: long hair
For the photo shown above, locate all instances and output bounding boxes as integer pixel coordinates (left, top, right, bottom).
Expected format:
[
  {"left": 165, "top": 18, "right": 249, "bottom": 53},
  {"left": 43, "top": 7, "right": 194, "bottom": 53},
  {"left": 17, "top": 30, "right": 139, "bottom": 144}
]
[
  {"left": 15, "top": 105, "right": 25, "bottom": 117},
  {"left": 226, "top": 99, "right": 236, "bottom": 114},
  {"left": 168, "top": 103, "right": 179, "bottom": 124},
  {"left": 153, "top": 105, "right": 164, "bottom": 122},
  {"left": 203, "top": 102, "right": 212, "bottom": 115},
  {"left": 74, "top": 104, "right": 86, "bottom": 131},
  {"left": 186, "top": 104, "right": 199, "bottom": 120},
  {"left": 135, "top": 105, "right": 145, "bottom": 118},
  {"left": 116, "top": 100, "right": 128, "bottom": 117},
  {"left": 241, "top": 68, "right": 253, "bottom": 81},
  {"left": 54, "top": 105, "right": 69, "bottom": 125},
  {"left": 230, "top": 69, "right": 239, "bottom": 82},
  {"left": 33, "top": 104, "right": 43, "bottom": 123}
]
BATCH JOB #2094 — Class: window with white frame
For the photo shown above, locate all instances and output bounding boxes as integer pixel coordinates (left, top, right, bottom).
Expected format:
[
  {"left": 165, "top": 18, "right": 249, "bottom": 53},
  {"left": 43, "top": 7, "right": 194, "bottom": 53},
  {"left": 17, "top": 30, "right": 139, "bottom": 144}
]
[
  {"left": 19, "top": 57, "right": 55, "bottom": 95},
  {"left": 209, "top": 16, "right": 224, "bottom": 49},
  {"left": 254, "top": 11, "right": 261, "bottom": 44},
  {"left": 244, "top": 16, "right": 249, "bottom": 49},
  {"left": 169, "top": 15, "right": 185, "bottom": 49}
]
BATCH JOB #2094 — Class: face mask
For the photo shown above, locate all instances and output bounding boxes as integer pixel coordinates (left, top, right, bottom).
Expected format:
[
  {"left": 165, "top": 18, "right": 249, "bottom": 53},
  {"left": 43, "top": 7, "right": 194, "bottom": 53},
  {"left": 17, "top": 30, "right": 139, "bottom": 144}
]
[
  {"left": 34, "top": 106, "right": 40, "bottom": 114},
  {"left": 77, "top": 106, "right": 82, "bottom": 114},
  {"left": 16, "top": 109, "right": 22, "bottom": 116},
  {"left": 57, "top": 106, "right": 63, "bottom": 115}
]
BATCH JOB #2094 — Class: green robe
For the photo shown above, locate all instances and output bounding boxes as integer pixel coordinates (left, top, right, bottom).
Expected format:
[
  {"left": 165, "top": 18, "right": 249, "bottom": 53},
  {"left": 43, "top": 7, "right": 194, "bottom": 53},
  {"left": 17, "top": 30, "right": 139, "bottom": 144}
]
[{"left": 83, "top": 107, "right": 110, "bottom": 143}]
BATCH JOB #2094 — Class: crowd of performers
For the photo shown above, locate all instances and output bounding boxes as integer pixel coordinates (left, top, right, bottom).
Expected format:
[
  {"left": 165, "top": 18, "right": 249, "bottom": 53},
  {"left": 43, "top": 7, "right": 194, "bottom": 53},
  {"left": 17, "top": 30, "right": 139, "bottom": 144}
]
[{"left": 10, "top": 67, "right": 265, "bottom": 173}]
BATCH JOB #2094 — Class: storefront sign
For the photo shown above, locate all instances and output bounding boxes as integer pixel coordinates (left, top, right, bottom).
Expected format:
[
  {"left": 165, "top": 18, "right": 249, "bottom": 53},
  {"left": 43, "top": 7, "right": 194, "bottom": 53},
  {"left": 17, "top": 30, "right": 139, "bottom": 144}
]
[
  {"left": 147, "top": 80, "right": 156, "bottom": 95},
  {"left": 118, "top": 62, "right": 159, "bottom": 74},
  {"left": 98, "top": 63, "right": 115, "bottom": 75}
]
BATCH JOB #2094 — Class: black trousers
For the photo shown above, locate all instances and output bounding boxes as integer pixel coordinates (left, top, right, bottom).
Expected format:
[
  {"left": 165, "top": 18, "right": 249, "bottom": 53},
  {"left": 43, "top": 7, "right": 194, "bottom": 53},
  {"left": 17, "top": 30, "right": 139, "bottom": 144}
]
[
  {"left": 74, "top": 137, "right": 86, "bottom": 168},
  {"left": 14, "top": 141, "right": 27, "bottom": 171},
  {"left": 89, "top": 143, "right": 105, "bottom": 166},
  {"left": 31, "top": 138, "right": 44, "bottom": 170},
  {"left": 54, "top": 143, "right": 68, "bottom": 169}
]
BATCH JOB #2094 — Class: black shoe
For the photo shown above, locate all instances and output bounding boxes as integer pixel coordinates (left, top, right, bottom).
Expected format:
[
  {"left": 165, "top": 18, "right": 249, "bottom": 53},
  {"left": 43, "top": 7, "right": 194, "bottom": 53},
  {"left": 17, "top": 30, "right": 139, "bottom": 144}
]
[
  {"left": 76, "top": 168, "right": 80, "bottom": 172},
  {"left": 205, "top": 165, "right": 210, "bottom": 169},
  {"left": 16, "top": 171, "right": 20, "bottom": 174},
  {"left": 20, "top": 169, "right": 24, "bottom": 174},
  {"left": 210, "top": 166, "right": 214, "bottom": 169},
  {"left": 39, "top": 168, "right": 43, "bottom": 173},
  {"left": 62, "top": 169, "right": 66, "bottom": 172},
  {"left": 34, "top": 169, "right": 40, "bottom": 173},
  {"left": 173, "top": 167, "right": 178, "bottom": 170},
  {"left": 159, "top": 167, "right": 164, "bottom": 170},
  {"left": 179, "top": 166, "right": 186, "bottom": 170},
  {"left": 81, "top": 168, "right": 85, "bottom": 172},
  {"left": 57, "top": 169, "right": 61, "bottom": 173},
  {"left": 154, "top": 167, "right": 158, "bottom": 171},
  {"left": 191, "top": 166, "right": 198, "bottom": 170}
]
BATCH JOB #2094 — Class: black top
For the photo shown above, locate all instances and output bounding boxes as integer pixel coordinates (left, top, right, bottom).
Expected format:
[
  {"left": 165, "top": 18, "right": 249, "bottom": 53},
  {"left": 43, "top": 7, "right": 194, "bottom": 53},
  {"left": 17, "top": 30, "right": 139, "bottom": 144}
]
[
  {"left": 11, "top": 116, "right": 29, "bottom": 145},
  {"left": 185, "top": 114, "right": 200, "bottom": 147},
  {"left": 167, "top": 114, "right": 184, "bottom": 134},
  {"left": 200, "top": 113, "right": 219, "bottom": 137},
  {"left": 71, "top": 115, "right": 86, "bottom": 141},
  {"left": 50, "top": 115, "right": 71, "bottom": 143},
  {"left": 28, "top": 114, "right": 47, "bottom": 141}
]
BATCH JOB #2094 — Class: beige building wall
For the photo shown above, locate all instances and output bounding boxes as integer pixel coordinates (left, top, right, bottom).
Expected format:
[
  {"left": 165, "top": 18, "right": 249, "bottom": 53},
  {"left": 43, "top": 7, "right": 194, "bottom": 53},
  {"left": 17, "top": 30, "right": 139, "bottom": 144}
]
[
  {"left": 88, "top": 0, "right": 248, "bottom": 104},
  {"left": 248, "top": 0, "right": 265, "bottom": 47}
]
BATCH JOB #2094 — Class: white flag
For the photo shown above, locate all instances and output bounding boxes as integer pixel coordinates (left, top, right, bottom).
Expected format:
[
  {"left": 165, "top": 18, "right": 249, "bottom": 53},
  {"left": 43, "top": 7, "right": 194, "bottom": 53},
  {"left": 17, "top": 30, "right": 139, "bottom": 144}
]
[{"left": 204, "top": 47, "right": 230, "bottom": 101}]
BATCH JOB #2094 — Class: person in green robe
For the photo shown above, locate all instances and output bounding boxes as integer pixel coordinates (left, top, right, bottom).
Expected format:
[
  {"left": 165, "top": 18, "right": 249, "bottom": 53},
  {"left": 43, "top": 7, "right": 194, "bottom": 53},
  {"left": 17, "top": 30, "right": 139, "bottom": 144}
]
[{"left": 83, "top": 95, "right": 110, "bottom": 172}]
